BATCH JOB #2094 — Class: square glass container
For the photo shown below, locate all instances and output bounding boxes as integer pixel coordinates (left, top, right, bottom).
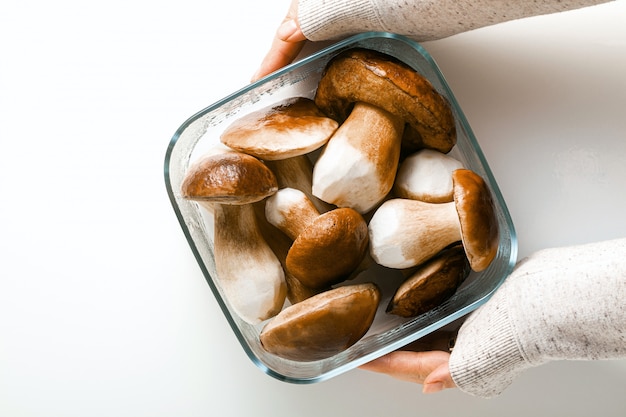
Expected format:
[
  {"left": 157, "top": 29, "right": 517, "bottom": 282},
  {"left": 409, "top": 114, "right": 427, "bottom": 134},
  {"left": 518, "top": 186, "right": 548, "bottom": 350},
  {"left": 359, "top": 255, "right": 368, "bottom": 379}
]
[{"left": 164, "top": 32, "right": 517, "bottom": 383}]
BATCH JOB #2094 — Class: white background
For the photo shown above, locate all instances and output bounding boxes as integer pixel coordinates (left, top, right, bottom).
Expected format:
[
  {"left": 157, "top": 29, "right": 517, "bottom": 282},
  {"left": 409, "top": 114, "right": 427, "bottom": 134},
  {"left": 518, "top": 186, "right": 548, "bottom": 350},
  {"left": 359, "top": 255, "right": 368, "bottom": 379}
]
[{"left": 1, "top": 1, "right": 625, "bottom": 416}]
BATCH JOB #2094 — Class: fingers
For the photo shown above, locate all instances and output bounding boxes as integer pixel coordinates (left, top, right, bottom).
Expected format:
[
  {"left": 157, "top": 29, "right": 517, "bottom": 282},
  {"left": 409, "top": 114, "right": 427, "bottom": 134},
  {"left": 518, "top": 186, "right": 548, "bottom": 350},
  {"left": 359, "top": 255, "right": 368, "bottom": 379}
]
[
  {"left": 276, "top": 18, "right": 306, "bottom": 43},
  {"left": 402, "top": 329, "right": 457, "bottom": 352},
  {"left": 252, "top": 0, "right": 307, "bottom": 82},
  {"left": 423, "top": 362, "right": 456, "bottom": 394},
  {"left": 359, "top": 350, "right": 452, "bottom": 388},
  {"left": 252, "top": 25, "right": 306, "bottom": 82}
]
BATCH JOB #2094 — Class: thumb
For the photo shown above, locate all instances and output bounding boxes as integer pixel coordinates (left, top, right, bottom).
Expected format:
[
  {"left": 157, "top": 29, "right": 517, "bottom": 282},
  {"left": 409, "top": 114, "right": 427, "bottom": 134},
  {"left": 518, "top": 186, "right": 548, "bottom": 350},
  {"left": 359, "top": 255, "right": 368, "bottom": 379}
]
[
  {"left": 423, "top": 362, "right": 456, "bottom": 394},
  {"left": 277, "top": 18, "right": 306, "bottom": 42}
]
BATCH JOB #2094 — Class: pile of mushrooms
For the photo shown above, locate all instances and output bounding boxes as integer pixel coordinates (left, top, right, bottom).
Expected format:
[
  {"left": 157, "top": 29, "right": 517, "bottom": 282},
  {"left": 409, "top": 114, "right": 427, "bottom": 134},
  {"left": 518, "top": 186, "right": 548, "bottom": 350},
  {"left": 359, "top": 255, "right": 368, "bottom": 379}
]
[{"left": 180, "top": 48, "right": 499, "bottom": 361}]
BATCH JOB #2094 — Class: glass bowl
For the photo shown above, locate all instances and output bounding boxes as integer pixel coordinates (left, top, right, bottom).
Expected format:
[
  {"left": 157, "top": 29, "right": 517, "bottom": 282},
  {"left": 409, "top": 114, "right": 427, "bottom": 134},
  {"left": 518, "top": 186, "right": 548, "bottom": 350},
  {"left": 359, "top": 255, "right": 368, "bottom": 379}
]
[{"left": 164, "top": 32, "right": 517, "bottom": 383}]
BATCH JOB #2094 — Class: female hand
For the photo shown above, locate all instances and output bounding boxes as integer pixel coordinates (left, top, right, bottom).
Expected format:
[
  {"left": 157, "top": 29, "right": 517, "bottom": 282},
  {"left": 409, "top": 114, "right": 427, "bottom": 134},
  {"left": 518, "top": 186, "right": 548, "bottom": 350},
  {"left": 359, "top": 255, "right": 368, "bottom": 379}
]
[
  {"left": 359, "top": 351, "right": 455, "bottom": 393},
  {"left": 252, "top": 0, "right": 307, "bottom": 82},
  {"left": 359, "top": 330, "right": 458, "bottom": 393}
]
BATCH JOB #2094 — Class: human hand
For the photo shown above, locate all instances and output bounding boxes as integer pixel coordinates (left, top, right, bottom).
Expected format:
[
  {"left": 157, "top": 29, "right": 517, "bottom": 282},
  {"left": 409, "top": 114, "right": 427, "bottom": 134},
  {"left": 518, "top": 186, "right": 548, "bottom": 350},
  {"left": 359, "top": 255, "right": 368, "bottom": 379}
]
[
  {"left": 359, "top": 330, "right": 458, "bottom": 394},
  {"left": 251, "top": 0, "right": 307, "bottom": 82}
]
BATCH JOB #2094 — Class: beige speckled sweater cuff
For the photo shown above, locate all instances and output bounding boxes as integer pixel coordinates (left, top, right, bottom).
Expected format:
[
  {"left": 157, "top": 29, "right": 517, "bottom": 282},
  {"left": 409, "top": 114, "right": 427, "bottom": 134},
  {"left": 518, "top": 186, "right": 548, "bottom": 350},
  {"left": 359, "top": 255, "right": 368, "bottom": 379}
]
[
  {"left": 298, "top": 0, "right": 611, "bottom": 42},
  {"left": 449, "top": 238, "right": 626, "bottom": 398},
  {"left": 448, "top": 293, "right": 530, "bottom": 397},
  {"left": 298, "top": 0, "right": 380, "bottom": 41}
]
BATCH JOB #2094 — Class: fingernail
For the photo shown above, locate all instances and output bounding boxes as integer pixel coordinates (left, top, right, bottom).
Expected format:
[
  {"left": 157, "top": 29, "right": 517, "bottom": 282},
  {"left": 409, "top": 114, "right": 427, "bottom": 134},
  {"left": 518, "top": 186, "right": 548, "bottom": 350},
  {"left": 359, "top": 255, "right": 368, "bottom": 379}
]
[
  {"left": 277, "top": 19, "right": 298, "bottom": 41},
  {"left": 423, "top": 382, "right": 444, "bottom": 394}
]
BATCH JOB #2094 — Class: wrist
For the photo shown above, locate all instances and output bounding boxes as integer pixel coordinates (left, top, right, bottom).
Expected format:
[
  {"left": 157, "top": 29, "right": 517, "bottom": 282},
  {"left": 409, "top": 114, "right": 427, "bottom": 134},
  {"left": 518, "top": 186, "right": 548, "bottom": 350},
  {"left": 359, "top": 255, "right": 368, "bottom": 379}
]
[{"left": 298, "top": 0, "right": 379, "bottom": 41}]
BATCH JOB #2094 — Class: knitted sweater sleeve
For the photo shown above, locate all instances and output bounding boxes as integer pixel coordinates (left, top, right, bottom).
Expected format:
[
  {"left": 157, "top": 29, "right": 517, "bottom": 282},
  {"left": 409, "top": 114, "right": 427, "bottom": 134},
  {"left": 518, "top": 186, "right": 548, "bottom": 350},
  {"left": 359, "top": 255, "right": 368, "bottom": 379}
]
[
  {"left": 448, "top": 238, "right": 626, "bottom": 398},
  {"left": 298, "top": 0, "right": 611, "bottom": 42}
]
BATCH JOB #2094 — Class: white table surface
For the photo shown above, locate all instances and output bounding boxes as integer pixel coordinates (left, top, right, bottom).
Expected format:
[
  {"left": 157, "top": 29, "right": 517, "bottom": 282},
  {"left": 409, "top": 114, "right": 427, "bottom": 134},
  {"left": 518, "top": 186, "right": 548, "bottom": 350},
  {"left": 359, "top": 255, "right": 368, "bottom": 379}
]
[{"left": 2, "top": 1, "right": 625, "bottom": 416}]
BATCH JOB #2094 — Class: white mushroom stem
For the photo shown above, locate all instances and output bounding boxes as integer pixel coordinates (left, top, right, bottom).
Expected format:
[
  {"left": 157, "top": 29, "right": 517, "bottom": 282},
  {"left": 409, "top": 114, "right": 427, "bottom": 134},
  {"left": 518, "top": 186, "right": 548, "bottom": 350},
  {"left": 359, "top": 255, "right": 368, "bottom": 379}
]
[
  {"left": 264, "top": 188, "right": 319, "bottom": 241},
  {"left": 368, "top": 198, "right": 461, "bottom": 269},
  {"left": 264, "top": 155, "right": 333, "bottom": 214},
  {"left": 312, "top": 101, "right": 404, "bottom": 214},
  {"left": 394, "top": 149, "right": 465, "bottom": 203},
  {"left": 208, "top": 201, "right": 286, "bottom": 325}
]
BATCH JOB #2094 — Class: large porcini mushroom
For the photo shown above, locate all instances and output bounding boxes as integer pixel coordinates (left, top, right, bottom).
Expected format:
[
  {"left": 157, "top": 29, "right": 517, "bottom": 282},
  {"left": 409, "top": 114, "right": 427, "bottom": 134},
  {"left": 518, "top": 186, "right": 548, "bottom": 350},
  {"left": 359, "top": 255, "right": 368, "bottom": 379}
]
[
  {"left": 311, "top": 48, "right": 456, "bottom": 213},
  {"left": 368, "top": 169, "right": 499, "bottom": 272},
  {"left": 265, "top": 187, "right": 369, "bottom": 289},
  {"left": 259, "top": 283, "right": 380, "bottom": 361},
  {"left": 220, "top": 97, "right": 338, "bottom": 160},
  {"left": 181, "top": 151, "right": 287, "bottom": 324},
  {"left": 314, "top": 48, "right": 456, "bottom": 154},
  {"left": 394, "top": 149, "right": 465, "bottom": 203},
  {"left": 387, "top": 244, "right": 470, "bottom": 318}
]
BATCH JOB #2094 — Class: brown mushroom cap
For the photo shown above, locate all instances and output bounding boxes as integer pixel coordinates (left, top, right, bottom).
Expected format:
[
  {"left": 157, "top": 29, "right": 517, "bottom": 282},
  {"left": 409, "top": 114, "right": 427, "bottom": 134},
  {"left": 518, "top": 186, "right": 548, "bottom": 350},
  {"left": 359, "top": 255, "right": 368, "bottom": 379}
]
[
  {"left": 387, "top": 244, "right": 470, "bottom": 318},
  {"left": 181, "top": 151, "right": 277, "bottom": 204},
  {"left": 314, "top": 48, "right": 456, "bottom": 153},
  {"left": 452, "top": 169, "right": 499, "bottom": 271},
  {"left": 286, "top": 207, "right": 369, "bottom": 289},
  {"left": 220, "top": 97, "right": 338, "bottom": 160},
  {"left": 259, "top": 283, "right": 380, "bottom": 361}
]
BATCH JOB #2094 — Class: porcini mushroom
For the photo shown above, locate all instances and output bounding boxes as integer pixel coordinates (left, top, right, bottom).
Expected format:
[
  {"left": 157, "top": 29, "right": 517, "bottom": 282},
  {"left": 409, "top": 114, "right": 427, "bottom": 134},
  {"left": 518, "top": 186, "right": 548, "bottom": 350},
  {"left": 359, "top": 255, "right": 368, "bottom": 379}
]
[
  {"left": 261, "top": 155, "right": 334, "bottom": 303},
  {"left": 387, "top": 244, "right": 470, "bottom": 318},
  {"left": 394, "top": 149, "right": 465, "bottom": 203},
  {"left": 314, "top": 48, "right": 456, "bottom": 154},
  {"left": 265, "top": 187, "right": 369, "bottom": 289},
  {"left": 259, "top": 283, "right": 380, "bottom": 361},
  {"left": 253, "top": 201, "right": 324, "bottom": 305},
  {"left": 368, "top": 169, "right": 499, "bottom": 272},
  {"left": 311, "top": 48, "right": 456, "bottom": 213},
  {"left": 220, "top": 97, "right": 338, "bottom": 160},
  {"left": 181, "top": 151, "right": 287, "bottom": 324}
]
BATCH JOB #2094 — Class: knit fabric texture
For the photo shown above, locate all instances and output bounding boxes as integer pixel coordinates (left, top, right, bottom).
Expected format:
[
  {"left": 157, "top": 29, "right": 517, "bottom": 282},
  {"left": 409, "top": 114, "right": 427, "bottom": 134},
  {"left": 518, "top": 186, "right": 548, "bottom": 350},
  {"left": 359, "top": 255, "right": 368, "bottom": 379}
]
[
  {"left": 449, "top": 238, "right": 626, "bottom": 398},
  {"left": 298, "top": 0, "right": 610, "bottom": 42}
]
